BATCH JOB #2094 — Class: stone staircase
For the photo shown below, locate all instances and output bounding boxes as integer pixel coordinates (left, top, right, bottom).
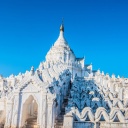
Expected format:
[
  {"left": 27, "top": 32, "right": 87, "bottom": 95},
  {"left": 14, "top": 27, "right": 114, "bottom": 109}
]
[
  {"left": 25, "top": 110, "right": 38, "bottom": 128},
  {"left": 0, "top": 124, "right": 4, "bottom": 128},
  {"left": 25, "top": 118, "right": 38, "bottom": 128},
  {"left": 55, "top": 91, "right": 69, "bottom": 128}
]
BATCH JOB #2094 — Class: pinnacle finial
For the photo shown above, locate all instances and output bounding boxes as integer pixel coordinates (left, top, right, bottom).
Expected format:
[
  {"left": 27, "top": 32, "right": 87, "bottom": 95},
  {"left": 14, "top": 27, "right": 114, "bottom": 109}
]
[
  {"left": 60, "top": 18, "right": 64, "bottom": 32},
  {"left": 30, "top": 66, "right": 34, "bottom": 75}
]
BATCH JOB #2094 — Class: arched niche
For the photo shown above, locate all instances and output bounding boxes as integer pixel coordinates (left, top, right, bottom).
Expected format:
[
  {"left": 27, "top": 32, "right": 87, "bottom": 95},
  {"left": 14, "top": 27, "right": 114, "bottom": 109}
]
[{"left": 21, "top": 95, "right": 38, "bottom": 127}]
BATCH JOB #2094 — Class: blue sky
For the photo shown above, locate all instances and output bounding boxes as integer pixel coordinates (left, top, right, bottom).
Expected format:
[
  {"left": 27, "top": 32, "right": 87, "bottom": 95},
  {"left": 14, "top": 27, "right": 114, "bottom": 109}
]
[{"left": 0, "top": 0, "right": 128, "bottom": 77}]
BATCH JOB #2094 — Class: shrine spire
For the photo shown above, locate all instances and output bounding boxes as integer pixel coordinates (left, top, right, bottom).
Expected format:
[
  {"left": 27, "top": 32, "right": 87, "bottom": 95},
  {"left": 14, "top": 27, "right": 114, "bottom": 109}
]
[{"left": 60, "top": 18, "right": 64, "bottom": 32}]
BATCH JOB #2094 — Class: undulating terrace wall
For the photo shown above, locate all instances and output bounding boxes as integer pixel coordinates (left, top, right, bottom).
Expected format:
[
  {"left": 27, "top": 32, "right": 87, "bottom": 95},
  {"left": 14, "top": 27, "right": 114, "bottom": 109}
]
[{"left": 63, "top": 75, "right": 128, "bottom": 128}]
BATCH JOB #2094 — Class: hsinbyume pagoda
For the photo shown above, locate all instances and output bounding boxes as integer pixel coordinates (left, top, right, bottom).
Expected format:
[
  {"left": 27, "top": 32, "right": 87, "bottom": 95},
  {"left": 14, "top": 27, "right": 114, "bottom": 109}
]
[{"left": 0, "top": 24, "right": 128, "bottom": 128}]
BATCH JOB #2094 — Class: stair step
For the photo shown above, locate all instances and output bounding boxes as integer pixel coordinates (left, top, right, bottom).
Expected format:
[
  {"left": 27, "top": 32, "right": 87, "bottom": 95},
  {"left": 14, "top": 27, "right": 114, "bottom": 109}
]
[
  {"left": 26, "top": 117, "right": 37, "bottom": 128},
  {"left": 56, "top": 120, "right": 63, "bottom": 122},
  {"left": 27, "top": 121, "right": 37, "bottom": 124},
  {"left": 55, "top": 123, "right": 63, "bottom": 126},
  {"left": 27, "top": 119, "right": 37, "bottom": 122},
  {"left": 25, "top": 124, "right": 38, "bottom": 128},
  {"left": 57, "top": 118, "right": 64, "bottom": 120},
  {"left": 56, "top": 122, "right": 63, "bottom": 124},
  {"left": 55, "top": 126, "right": 63, "bottom": 128}
]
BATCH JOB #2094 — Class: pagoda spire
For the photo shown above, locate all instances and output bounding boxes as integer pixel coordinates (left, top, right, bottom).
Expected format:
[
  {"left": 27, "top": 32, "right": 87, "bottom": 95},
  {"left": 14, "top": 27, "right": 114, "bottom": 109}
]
[{"left": 60, "top": 18, "right": 64, "bottom": 32}]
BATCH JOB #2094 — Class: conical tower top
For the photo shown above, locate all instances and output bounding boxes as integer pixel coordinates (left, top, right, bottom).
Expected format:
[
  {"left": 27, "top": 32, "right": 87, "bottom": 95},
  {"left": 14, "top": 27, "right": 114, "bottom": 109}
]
[
  {"left": 60, "top": 19, "right": 64, "bottom": 32},
  {"left": 45, "top": 22, "right": 76, "bottom": 64},
  {"left": 60, "top": 24, "right": 64, "bottom": 32}
]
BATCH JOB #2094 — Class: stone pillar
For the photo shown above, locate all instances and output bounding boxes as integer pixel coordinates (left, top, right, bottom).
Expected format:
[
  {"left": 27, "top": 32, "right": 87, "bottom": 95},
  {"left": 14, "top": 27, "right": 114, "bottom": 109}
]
[
  {"left": 4, "top": 101, "right": 13, "bottom": 128},
  {"left": 52, "top": 102, "right": 56, "bottom": 128},
  {"left": 63, "top": 114, "right": 74, "bottom": 128},
  {"left": 41, "top": 92, "right": 47, "bottom": 128},
  {"left": 15, "top": 93, "right": 20, "bottom": 127},
  {"left": 47, "top": 101, "right": 54, "bottom": 128},
  {"left": 46, "top": 93, "right": 56, "bottom": 128},
  {"left": 11, "top": 92, "right": 20, "bottom": 128}
]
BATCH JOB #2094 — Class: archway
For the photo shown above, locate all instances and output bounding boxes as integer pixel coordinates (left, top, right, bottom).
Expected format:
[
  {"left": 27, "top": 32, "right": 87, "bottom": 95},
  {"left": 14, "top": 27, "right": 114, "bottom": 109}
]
[{"left": 21, "top": 95, "right": 38, "bottom": 127}]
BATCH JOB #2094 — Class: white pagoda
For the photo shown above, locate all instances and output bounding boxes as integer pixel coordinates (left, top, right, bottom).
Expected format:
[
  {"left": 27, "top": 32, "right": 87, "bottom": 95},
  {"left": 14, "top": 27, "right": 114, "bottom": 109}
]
[{"left": 0, "top": 23, "right": 128, "bottom": 128}]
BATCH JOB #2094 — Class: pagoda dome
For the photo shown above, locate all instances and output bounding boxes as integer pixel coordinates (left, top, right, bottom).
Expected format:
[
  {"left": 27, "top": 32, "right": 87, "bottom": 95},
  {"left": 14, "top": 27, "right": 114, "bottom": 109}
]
[
  {"left": 54, "top": 24, "right": 69, "bottom": 48},
  {"left": 45, "top": 24, "right": 76, "bottom": 64}
]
